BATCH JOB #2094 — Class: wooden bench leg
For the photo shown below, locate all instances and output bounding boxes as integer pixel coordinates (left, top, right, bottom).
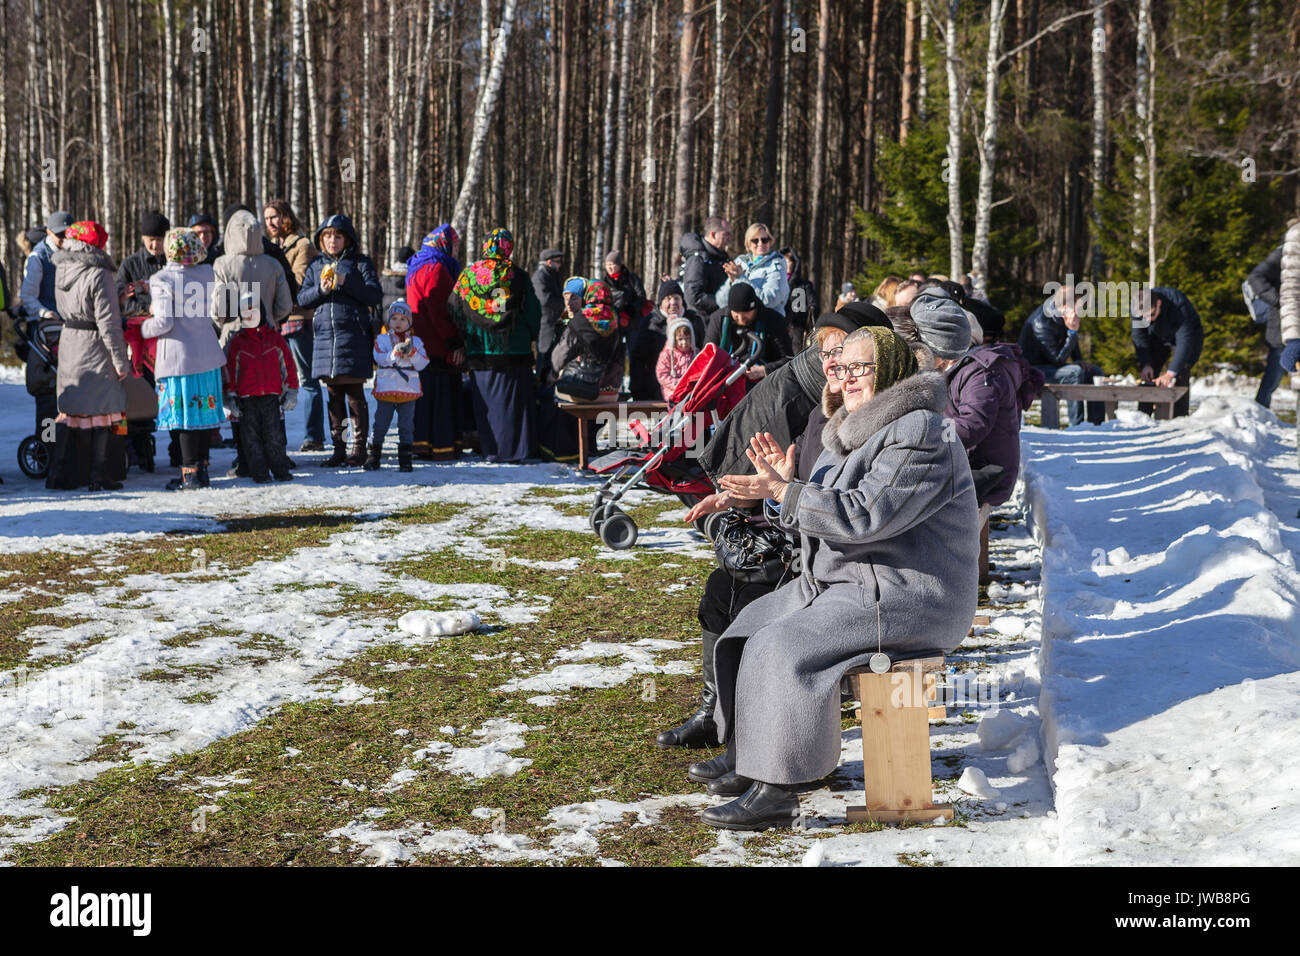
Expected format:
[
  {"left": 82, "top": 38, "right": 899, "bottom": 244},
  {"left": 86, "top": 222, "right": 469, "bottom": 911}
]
[
  {"left": 847, "top": 672, "right": 952, "bottom": 824},
  {"left": 1154, "top": 402, "right": 1172, "bottom": 421},
  {"left": 1103, "top": 401, "right": 1118, "bottom": 421},
  {"left": 577, "top": 418, "right": 589, "bottom": 470}
]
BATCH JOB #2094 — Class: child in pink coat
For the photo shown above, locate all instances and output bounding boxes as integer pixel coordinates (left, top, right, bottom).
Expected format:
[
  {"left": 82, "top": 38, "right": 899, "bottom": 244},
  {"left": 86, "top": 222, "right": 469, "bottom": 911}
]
[{"left": 656, "top": 317, "right": 698, "bottom": 400}]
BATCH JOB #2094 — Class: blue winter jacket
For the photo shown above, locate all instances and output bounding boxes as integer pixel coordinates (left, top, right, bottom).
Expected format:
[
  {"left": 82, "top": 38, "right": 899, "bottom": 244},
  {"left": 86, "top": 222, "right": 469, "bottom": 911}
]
[{"left": 297, "top": 214, "right": 383, "bottom": 380}]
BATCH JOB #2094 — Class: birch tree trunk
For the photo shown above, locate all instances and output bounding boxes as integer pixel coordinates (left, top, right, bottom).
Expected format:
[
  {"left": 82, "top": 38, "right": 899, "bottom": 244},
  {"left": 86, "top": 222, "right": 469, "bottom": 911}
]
[
  {"left": 451, "top": 0, "right": 520, "bottom": 237},
  {"left": 404, "top": 6, "right": 439, "bottom": 250},
  {"left": 162, "top": 0, "right": 178, "bottom": 221},
  {"left": 643, "top": 0, "right": 659, "bottom": 276},
  {"left": 1090, "top": 0, "right": 1106, "bottom": 278},
  {"left": 707, "top": 0, "right": 724, "bottom": 216},
  {"left": 672, "top": 0, "right": 698, "bottom": 241},
  {"left": 302, "top": 0, "right": 327, "bottom": 228},
  {"left": 944, "top": 0, "right": 963, "bottom": 279},
  {"left": 970, "top": 0, "right": 1007, "bottom": 297},
  {"left": 289, "top": 0, "right": 306, "bottom": 214},
  {"left": 386, "top": 0, "right": 404, "bottom": 263},
  {"left": 247, "top": 0, "right": 263, "bottom": 211},
  {"left": 918, "top": 3, "right": 929, "bottom": 123},
  {"left": 594, "top": 0, "right": 619, "bottom": 268},
  {"left": 1134, "top": 0, "right": 1152, "bottom": 276},
  {"left": 95, "top": 0, "right": 117, "bottom": 250},
  {"left": 551, "top": 0, "right": 571, "bottom": 245},
  {"left": 1141, "top": 1, "right": 1156, "bottom": 287},
  {"left": 204, "top": 0, "right": 227, "bottom": 216},
  {"left": 611, "top": 0, "right": 635, "bottom": 254}
]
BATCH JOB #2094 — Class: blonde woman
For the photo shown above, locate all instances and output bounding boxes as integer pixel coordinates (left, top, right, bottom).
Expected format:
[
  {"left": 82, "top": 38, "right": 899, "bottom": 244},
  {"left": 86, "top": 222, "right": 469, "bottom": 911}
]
[{"left": 715, "top": 222, "right": 790, "bottom": 316}]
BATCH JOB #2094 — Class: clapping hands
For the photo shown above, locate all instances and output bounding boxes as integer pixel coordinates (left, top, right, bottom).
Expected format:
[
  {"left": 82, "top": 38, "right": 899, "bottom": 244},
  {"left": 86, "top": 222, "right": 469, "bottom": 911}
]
[{"left": 716, "top": 432, "right": 796, "bottom": 503}]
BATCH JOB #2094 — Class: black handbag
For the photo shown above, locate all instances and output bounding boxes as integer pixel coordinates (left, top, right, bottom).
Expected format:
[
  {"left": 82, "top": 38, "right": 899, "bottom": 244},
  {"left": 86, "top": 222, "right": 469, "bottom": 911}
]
[
  {"left": 554, "top": 356, "right": 604, "bottom": 403},
  {"left": 712, "top": 510, "right": 797, "bottom": 585}
]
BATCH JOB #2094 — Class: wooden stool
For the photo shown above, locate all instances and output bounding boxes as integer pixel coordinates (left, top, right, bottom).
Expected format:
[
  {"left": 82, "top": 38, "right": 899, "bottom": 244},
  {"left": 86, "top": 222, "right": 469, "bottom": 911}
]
[{"left": 845, "top": 657, "right": 952, "bottom": 825}]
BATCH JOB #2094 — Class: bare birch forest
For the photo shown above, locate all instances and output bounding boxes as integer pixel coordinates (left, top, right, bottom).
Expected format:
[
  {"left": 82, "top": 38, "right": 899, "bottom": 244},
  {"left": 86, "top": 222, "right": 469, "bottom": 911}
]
[{"left": 2, "top": 0, "right": 1299, "bottom": 354}]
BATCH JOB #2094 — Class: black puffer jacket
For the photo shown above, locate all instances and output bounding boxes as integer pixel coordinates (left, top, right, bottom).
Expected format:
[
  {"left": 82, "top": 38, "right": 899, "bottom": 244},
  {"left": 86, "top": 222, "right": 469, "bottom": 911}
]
[
  {"left": 679, "top": 232, "right": 728, "bottom": 319},
  {"left": 1247, "top": 242, "right": 1285, "bottom": 349},
  {"left": 698, "top": 344, "right": 824, "bottom": 484},
  {"left": 1017, "top": 300, "right": 1081, "bottom": 368}
]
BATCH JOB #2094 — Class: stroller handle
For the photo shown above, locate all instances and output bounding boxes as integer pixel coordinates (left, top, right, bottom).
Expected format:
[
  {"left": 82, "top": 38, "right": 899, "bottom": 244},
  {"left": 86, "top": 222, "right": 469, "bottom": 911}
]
[{"left": 722, "top": 330, "right": 764, "bottom": 387}]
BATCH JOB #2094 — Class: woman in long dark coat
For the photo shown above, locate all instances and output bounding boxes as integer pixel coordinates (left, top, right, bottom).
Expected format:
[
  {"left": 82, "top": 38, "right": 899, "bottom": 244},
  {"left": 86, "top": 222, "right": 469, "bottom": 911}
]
[{"left": 691, "top": 326, "right": 980, "bottom": 831}]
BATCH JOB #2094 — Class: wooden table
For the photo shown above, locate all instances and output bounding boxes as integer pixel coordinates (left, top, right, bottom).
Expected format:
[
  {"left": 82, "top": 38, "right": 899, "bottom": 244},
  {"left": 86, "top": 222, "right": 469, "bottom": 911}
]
[
  {"left": 1038, "top": 384, "right": 1189, "bottom": 429},
  {"left": 557, "top": 400, "right": 668, "bottom": 469}
]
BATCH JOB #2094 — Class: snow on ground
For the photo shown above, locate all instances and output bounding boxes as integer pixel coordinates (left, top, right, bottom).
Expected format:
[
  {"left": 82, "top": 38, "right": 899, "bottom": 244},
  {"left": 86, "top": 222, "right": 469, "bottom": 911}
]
[{"left": 1023, "top": 396, "right": 1300, "bottom": 865}]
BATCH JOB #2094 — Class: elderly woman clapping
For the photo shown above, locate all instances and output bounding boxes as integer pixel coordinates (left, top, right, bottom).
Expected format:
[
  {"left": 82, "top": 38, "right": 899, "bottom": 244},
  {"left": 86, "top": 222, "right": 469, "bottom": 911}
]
[{"left": 688, "top": 325, "right": 980, "bottom": 831}]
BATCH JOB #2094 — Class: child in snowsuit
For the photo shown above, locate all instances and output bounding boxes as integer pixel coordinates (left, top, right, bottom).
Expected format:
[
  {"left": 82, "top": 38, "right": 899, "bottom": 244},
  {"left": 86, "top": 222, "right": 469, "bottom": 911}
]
[
  {"left": 225, "top": 296, "right": 299, "bottom": 482},
  {"left": 367, "top": 300, "right": 429, "bottom": 472},
  {"left": 656, "top": 316, "right": 698, "bottom": 399}
]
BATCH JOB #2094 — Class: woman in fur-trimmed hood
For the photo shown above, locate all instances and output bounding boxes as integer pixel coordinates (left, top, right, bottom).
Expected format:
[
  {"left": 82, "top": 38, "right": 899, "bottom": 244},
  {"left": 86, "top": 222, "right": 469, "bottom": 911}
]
[{"left": 691, "top": 325, "right": 980, "bottom": 831}]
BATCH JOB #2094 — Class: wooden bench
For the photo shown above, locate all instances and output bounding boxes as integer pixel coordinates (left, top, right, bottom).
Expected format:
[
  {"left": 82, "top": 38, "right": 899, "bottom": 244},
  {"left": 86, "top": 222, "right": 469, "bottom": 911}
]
[
  {"left": 1037, "top": 384, "right": 1189, "bottom": 429},
  {"left": 844, "top": 656, "right": 952, "bottom": 824},
  {"left": 556, "top": 400, "right": 668, "bottom": 469}
]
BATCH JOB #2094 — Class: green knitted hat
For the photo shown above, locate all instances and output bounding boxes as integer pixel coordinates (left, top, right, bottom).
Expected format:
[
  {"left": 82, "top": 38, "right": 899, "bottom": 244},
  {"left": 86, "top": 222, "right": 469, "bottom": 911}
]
[{"left": 854, "top": 324, "right": 918, "bottom": 393}]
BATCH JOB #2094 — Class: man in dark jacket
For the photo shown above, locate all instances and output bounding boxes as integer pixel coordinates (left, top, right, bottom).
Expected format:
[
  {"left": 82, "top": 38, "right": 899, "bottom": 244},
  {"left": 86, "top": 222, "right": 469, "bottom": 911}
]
[
  {"left": 704, "top": 281, "right": 793, "bottom": 382},
  {"left": 1018, "top": 287, "right": 1105, "bottom": 425},
  {"left": 1246, "top": 238, "right": 1288, "bottom": 407},
  {"left": 116, "top": 211, "right": 170, "bottom": 317},
  {"left": 18, "top": 212, "right": 74, "bottom": 474},
  {"left": 781, "top": 247, "right": 819, "bottom": 350},
  {"left": 679, "top": 218, "right": 732, "bottom": 319},
  {"left": 532, "top": 247, "right": 566, "bottom": 379},
  {"left": 1131, "top": 286, "right": 1203, "bottom": 418}
]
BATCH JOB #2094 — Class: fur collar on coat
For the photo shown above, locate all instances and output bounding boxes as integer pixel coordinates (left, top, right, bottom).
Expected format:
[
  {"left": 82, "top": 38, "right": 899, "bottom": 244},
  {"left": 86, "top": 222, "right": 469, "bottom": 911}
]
[{"left": 821, "top": 371, "right": 947, "bottom": 457}]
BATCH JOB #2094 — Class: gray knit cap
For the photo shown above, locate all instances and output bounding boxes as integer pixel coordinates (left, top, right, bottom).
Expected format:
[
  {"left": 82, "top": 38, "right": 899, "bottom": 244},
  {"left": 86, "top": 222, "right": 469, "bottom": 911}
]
[{"left": 909, "top": 289, "right": 975, "bottom": 359}]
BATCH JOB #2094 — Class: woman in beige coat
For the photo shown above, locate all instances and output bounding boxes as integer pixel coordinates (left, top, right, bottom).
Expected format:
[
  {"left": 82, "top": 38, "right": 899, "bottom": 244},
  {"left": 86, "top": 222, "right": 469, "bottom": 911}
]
[{"left": 52, "top": 221, "right": 133, "bottom": 491}]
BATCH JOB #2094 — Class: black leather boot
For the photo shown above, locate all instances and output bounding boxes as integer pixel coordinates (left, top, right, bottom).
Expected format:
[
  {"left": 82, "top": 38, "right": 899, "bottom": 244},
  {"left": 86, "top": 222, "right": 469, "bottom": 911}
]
[
  {"left": 655, "top": 630, "right": 721, "bottom": 748},
  {"left": 397, "top": 443, "right": 413, "bottom": 472},
  {"left": 707, "top": 770, "right": 754, "bottom": 797},
  {"left": 700, "top": 781, "right": 801, "bottom": 831},
  {"left": 687, "top": 737, "right": 735, "bottom": 784},
  {"left": 87, "top": 427, "right": 123, "bottom": 491},
  {"left": 363, "top": 443, "right": 382, "bottom": 470},
  {"left": 320, "top": 434, "right": 347, "bottom": 467}
]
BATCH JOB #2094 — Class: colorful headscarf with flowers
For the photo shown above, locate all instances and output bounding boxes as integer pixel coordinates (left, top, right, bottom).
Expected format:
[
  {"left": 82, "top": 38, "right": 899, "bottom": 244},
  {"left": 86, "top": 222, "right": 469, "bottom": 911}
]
[
  {"left": 454, "top": 227, "right": 517, "bottom": 325},
  {"left": 581, "top": 280, "right": 616, "bottom": 337},
  {"left": 164, "top": 227, "right": 206, "bottom": 266},
  {"left": 407, "top": 223, "right": 460, "bottom": 278},
  {"left": 66, "top": 221, "right": 108, "bottom": 249}
]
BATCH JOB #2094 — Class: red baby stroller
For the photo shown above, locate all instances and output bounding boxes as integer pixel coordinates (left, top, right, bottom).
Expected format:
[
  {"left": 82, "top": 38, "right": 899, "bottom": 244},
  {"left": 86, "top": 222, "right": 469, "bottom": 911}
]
[{"left": 586, "top": 334, "right": 761, "bottom": 549}]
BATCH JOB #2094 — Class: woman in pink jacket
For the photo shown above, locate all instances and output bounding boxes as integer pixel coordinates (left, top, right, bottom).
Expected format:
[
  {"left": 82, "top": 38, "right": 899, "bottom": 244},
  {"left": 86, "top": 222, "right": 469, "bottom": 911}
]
[{"left": 656, "top": 316, "right": 698, "bottom": 400}]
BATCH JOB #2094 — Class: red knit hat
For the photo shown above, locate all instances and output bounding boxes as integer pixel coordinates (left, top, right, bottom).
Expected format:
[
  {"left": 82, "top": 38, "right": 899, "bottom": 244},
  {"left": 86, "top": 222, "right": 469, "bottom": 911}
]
[{"left": 66, "top": 221, "right": 108, "bottom": 249}]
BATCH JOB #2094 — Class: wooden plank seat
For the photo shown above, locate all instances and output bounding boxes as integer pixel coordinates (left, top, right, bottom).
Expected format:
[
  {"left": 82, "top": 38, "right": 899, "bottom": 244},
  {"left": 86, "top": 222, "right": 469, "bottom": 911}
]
[
  {"left": 843, "top": 655, "right": 952, "bottom": 825},
  {"left": 1037, "top": 383, "right": 1188, "bottom": 429}
]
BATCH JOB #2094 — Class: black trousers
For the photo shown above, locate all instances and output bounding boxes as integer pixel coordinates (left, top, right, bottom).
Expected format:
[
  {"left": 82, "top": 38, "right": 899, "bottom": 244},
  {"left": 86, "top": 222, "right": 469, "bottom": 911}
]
[
  {"left": 237, "top": 395, "right": 292, "bottom": 477},
  {"left": 698, "top": 566, "right": 778, "bottom": 636}
]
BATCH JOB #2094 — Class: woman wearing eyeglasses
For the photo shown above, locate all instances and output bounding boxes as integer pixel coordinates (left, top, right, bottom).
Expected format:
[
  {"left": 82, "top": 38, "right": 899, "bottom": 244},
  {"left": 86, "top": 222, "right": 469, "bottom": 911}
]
[
  {"left": 714, "top": 222, "right": 791, "bottom": 317},
  {"left": 687, "top": 325, "right": 980, "bottom": 830}
]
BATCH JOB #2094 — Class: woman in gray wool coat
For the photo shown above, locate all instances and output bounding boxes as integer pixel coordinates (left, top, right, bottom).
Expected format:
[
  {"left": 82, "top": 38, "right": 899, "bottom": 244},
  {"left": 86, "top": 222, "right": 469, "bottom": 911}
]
[{"left": 692, "top": 325, "right": 980, "bottom": 830}]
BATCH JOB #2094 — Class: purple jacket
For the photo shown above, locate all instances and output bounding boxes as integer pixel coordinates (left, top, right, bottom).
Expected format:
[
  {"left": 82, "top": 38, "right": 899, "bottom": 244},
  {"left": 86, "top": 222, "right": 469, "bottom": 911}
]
[{"left": 943, "top": 343, "right": 1043, "bottom": 506}]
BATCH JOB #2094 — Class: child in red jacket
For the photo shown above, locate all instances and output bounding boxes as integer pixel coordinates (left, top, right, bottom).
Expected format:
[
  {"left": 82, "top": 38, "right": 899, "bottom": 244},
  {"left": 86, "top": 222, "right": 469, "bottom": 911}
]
[{"left": 225, "top": 296, "right": 300, "bottom": 482}]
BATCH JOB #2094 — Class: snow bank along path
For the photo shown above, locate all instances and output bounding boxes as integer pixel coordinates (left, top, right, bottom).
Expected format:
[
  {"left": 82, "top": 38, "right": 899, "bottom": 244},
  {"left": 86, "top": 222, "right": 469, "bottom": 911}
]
[{"left": 1024, "top": 397, "right": 1300, "bottom": 865}]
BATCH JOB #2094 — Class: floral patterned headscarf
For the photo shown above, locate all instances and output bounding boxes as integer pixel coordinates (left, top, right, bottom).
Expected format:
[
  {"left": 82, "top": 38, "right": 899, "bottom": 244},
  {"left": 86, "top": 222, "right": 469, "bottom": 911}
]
[
  {"left": 164, "top": 227, "right": 206, "bottom": 266},
  {"left": 66, "top": 221, "right": 108, "bottom": 249},
  {"left": 407, "top": 223, "right": 459, "bottom": 277},
  {"left": 454, "top": 227, "right": 517, "bottom": 324},
  {"left": 582, "top": 280, "right": 615, "bottom": 336}
]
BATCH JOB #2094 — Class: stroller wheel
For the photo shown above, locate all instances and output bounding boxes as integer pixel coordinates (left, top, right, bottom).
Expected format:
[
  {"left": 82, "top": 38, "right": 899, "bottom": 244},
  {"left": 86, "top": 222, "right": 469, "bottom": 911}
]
[
  {"left": 18, "top": 435, "right": 49, "bottom": 479},
  {"left": 589, "top": 501, "right": 611, "bottom": 534},
  {"left": 599, "top": 509, "right": 638, "bottom": 550}
]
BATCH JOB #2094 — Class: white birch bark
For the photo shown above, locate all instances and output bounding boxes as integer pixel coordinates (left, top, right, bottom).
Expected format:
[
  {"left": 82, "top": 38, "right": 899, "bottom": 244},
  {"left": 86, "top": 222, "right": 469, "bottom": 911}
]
[
  {"left": 1134, "top": 0, "right": 1149, "bottom": 254},
  {"left": 707, "top": 0, "right": 724, "bottom": 216},
  {"left": 918, "top": 3, "right": 929, "bottom": 123},
  {"left": 162, "top": 0, "right": 178, "bottom": 221},
  {"left": 643, "top": 0, "right": 659, "bottom": 277},
  {"left": 944, "top": 0, "right": 963, "bottom": 279},
  {"left": 1090, "top": 0, "right": 1106, "bottom": 278},
  {"left": 595, "top": 1, "right": 619, "bottom": 270},
  {"left": 386, "top": 0, "right": 404, "bottom": 264},
  {"left": 403, "top": 4, "right": 439, "bottom": 257},
  {"left": 452, "top": 0, "right": 520, "bottom": 239},
  {"left": 970, "top": 0, "right": 1007, "bottom": 298},
  {"left": 302, "top": 0, "right": 328, "bottom": 227},
  {"left": 612, "top": 0, "right": 635, "bottom": 254},
  {"left": 290, "top": 0, "right": 306, "bottom": 215},
  {"left": 94, "top": 0, "right": 116, "bottom": 249}
]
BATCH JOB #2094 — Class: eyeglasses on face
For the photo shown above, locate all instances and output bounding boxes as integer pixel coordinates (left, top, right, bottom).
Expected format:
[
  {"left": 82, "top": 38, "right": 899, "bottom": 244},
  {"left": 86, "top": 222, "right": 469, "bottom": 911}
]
[
  {"left": 817, "top": 346, "right": 843, "bottom": 361},
  {"left": 829, "top": 361, "right": 877, "bottom": 381},
  {"left": 750, "top": 236, "right": 772, "bottom": 246}
]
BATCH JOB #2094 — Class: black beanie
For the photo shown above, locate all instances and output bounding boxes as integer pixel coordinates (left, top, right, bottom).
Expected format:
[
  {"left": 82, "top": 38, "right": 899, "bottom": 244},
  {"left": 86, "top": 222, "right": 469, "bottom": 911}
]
[
  {"left": 657, "top": 279, "right": 683, "bottom": 305},
  {"left": 829, "top": 300, "right": 891, "bottom": 331},
  {"left": 729, "top": 281, "right": 759, "bottom": 312},
  {"left": 140, "top": 211, "right": 170, "bottom": 237}
]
